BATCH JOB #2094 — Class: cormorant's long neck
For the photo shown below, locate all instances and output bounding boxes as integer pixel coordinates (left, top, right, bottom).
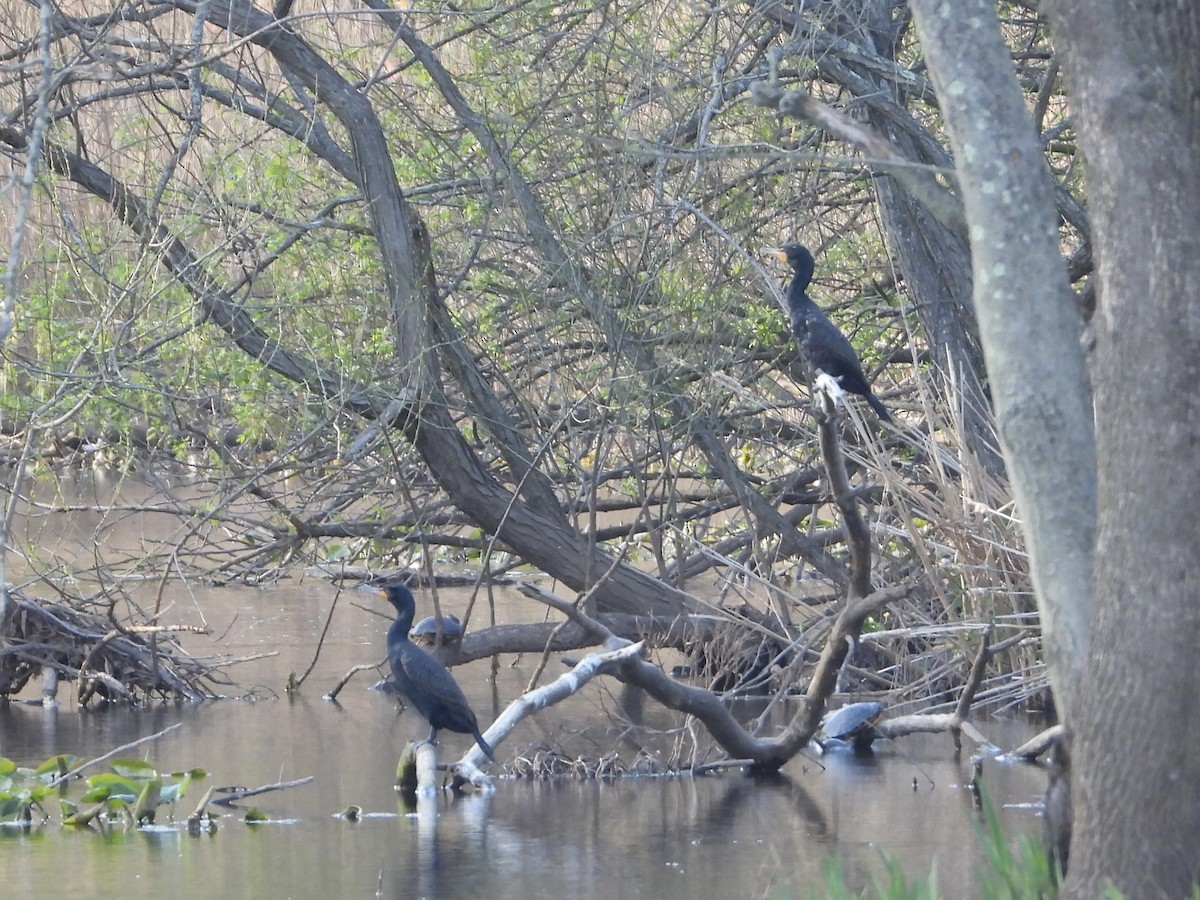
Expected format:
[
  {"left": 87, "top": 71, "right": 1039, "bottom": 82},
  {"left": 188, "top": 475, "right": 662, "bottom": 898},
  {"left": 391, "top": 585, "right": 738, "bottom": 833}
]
[
  {"left": 387, "top": 617, "right": 411, "bottom": 649},
  {"left": 786, "top": 254, "right": 817, "bottom": 319},
  {"left": 791, "top": 251, "right": 814, "bottom": 294},
  {"left": 388, "top": 596, "right": 415, "bottom": 641},
  {"left": 786, "top": 278, "right": 818, "bottom": 334},
  {"left": 787, "top": 279, "right": 817, "bottom": 316}
]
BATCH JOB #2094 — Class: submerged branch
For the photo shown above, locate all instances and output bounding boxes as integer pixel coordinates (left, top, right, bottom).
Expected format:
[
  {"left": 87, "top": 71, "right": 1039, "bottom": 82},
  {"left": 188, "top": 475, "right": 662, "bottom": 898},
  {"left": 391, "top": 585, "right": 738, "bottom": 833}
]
[
  {"left": 453, "top": 640, "right": 647, "bottom": 785},
  {"left": 1008, "top": 723, "right": 1065, "bottom": 762},
  {"left": 211, "top": 776, "right": 315, "bottom": 806}
]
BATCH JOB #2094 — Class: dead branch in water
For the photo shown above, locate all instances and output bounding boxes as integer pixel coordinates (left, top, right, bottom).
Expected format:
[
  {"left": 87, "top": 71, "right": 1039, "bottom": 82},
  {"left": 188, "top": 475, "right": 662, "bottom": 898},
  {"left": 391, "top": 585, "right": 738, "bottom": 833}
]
[
  {"left": 47, "top": 722, "right": 184, "bottom": 789},
  {"left": 211, "top": 776, "right": 315, "bottom": 806},
  {"left": 518, "top": 581, "right": 909, "bottom": 771},
  {"left": 0, "top": 589, "right": 226, "bottom": 704},
  {"left": 875, "top": 625, "right": 1015, "bottom": 748},
  {"left": 1007, "top": 723, "right": 1065, "bottom": 762}
]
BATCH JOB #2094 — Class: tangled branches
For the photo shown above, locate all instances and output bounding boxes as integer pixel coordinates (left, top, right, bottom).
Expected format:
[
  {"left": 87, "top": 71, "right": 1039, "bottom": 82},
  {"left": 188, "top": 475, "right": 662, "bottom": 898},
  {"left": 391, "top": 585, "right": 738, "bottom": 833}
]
[{"left": 0, "top": 588, "right": 220, "bottom": 705}]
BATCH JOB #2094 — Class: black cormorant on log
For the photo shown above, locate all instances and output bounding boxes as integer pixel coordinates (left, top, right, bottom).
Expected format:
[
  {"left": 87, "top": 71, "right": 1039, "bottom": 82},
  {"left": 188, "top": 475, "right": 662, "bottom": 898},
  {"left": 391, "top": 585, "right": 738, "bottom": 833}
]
[
  {"left": 379, "top": 584, "right": 495, "bottom": 761},
  {"left": 776, "top": 244, "right": 890, "bottom": 422}
]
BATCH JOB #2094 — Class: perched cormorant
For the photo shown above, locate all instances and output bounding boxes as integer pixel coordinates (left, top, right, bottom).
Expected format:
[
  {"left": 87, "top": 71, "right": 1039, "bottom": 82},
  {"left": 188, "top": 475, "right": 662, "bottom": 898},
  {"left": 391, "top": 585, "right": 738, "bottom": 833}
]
[
  {"left": 379, "top": 584, "right": 495, "bottom": 761},
  {"left": 776, "top": 244, "right": 890, "bottom": 422}
]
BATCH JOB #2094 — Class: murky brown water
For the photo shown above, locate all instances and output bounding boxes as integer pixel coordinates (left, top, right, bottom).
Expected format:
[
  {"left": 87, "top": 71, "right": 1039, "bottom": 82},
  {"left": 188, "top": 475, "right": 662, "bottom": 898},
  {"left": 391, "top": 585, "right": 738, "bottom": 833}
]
[{"left": 1, "top": 472, "right": 1050, "bottom": 897}]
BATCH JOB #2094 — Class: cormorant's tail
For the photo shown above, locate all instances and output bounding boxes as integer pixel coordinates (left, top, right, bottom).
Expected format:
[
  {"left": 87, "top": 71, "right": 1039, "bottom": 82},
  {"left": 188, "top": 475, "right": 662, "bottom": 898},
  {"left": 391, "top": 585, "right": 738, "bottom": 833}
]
[
  {"left": 867, "top": 392, "right": 891, "bottom": 422},
  {"left": 474, "top": 729, "right": 496, "bottom": 762}
]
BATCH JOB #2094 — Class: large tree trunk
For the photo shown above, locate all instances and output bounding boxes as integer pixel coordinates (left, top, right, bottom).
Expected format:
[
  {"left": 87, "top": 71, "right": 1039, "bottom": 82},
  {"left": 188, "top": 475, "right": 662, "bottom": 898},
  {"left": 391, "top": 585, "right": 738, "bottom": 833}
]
[
  {"left": 913, "top": 0, "right": 1200, "bottom": 891},
  {"left": 856, "top": 8, "right": 998, "bottom": 475},
  {"left": 907, "top": 0, "right": 1095, "bottom": 724},
  {"left": 1042, "top": 3, "right": 1200, "bottom": 895}
]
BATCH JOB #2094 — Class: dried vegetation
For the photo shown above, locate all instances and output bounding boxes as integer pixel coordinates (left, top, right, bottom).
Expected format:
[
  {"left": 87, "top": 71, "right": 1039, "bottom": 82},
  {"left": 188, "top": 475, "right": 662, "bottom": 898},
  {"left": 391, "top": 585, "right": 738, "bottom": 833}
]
[{"left": 0, "top": 2, "right": 1074, "bottom": 756}]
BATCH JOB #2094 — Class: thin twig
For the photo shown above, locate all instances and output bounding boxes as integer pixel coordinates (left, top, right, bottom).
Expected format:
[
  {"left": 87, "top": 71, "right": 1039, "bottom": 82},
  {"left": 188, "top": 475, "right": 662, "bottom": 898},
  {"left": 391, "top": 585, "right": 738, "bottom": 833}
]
[
  {"left": 47, "top": 722, "right": 183, "bottom": 788},
  {"left": 211, "top": 776, "right": 315, "bottom": 806},
  {"left": 324, "top": 661, "right": 384, "bottom": 701},
  {"left": 292, "top": 582, "right": 345, "bottom": 688}
]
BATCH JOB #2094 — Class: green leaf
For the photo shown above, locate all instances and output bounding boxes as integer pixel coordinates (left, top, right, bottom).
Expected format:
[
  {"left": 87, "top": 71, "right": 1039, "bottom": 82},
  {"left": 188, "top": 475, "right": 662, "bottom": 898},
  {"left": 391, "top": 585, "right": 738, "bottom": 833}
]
[
  {"left": 34, "top": 754, "right": 76, "bottom": 777},
  {"left": 26, "top": 784, "right": 55, "bottom": 803},
  {"left": 133, "top": 776, "right": 163, "bottom": 823},
  {"left": 110, "top": 758, "right": 158, "bottom": 779},
  {"left": 83, "top": 773, "right": 141, "bottom": 802}
]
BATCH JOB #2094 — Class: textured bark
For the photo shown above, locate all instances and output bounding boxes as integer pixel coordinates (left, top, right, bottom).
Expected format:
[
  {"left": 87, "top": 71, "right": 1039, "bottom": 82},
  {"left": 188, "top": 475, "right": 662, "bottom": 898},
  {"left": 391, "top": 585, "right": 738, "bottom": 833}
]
[
  {"left": 1041, "top": 4, "right": 1200, "bottom": 895},
  {"left": 908, "top": 0, "right": 1095, "bottom": 724},
  {"left": 871, "top": 170, "right": 994, "bottom": 467}
]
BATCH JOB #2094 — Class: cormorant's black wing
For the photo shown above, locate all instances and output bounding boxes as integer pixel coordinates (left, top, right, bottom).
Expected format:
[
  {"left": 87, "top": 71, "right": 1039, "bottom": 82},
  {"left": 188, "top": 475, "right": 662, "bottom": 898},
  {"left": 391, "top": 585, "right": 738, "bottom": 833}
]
[
  {"left": 800, "top": 310, "right": 870, "bottom": 387},
  {"left": 392, "top": 644, "right": 474, "bottom": 720},
  {"left": 796, "top": 309, "right": 891, "bottom": 421}
]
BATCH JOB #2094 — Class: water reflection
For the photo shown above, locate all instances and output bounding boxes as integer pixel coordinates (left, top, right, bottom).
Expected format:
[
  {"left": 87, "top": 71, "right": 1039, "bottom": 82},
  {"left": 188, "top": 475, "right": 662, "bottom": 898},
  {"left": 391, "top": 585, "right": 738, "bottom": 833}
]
[
  {"left": 2, "top": 473, "right": 1049, "bottom": 897},
  {"left": 0, "top": 688, "right": 1047, "bottom": 899}
]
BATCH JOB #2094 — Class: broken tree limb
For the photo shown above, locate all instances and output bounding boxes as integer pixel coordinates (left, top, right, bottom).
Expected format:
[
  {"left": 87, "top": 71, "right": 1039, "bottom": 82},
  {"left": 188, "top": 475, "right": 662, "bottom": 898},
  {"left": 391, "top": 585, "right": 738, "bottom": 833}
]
[
  {"left": 211, "top": 776, "right": 314, "bottom": 806},
  {"left": 876, "top": 625, "right": 1007, "bottom": 748},
  {"left": 520, "top": 581, "right": 910, "bottom": 771},
  {"left": 395, "top": 741, "right": 443, "bottom": 796},
  {"left": 324, "top": 662, "right": 384, "bottom": 702},
  {"left": 451, "top": 640, "right": 646, "bottom": 787},
  {"left": 1008, "top": 723, "right": 1065, "bottom": 762}
]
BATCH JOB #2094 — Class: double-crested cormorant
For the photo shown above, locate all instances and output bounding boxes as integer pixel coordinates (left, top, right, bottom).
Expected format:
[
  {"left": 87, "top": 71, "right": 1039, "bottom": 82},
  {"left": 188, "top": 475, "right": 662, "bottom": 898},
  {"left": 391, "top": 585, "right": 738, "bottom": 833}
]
[
  {"left": 776, "top": 244, "right": 890, "bottom": 421},
  {"left": 379, "top": 584, "right": 495, "bottom": 761}
]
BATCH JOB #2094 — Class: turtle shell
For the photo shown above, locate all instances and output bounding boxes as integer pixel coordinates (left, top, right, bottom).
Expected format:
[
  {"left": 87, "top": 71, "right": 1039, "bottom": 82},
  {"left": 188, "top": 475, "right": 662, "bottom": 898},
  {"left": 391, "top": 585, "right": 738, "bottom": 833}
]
[
  {"left": 408, "top": 614, "right": 463, "bottom": 646},
  {"left": 818, "top": 701, "right": 885, "bottom": 747}
]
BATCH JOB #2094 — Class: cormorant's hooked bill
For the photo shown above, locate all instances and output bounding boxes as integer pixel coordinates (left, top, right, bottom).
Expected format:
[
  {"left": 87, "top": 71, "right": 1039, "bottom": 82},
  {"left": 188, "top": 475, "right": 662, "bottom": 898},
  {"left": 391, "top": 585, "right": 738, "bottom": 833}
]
[
  {"left": 379, "top": 584, "right": 495, "bottom": 761},
  {"left": 773, "top": 244, "right": 890, "bottom": 422}
]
